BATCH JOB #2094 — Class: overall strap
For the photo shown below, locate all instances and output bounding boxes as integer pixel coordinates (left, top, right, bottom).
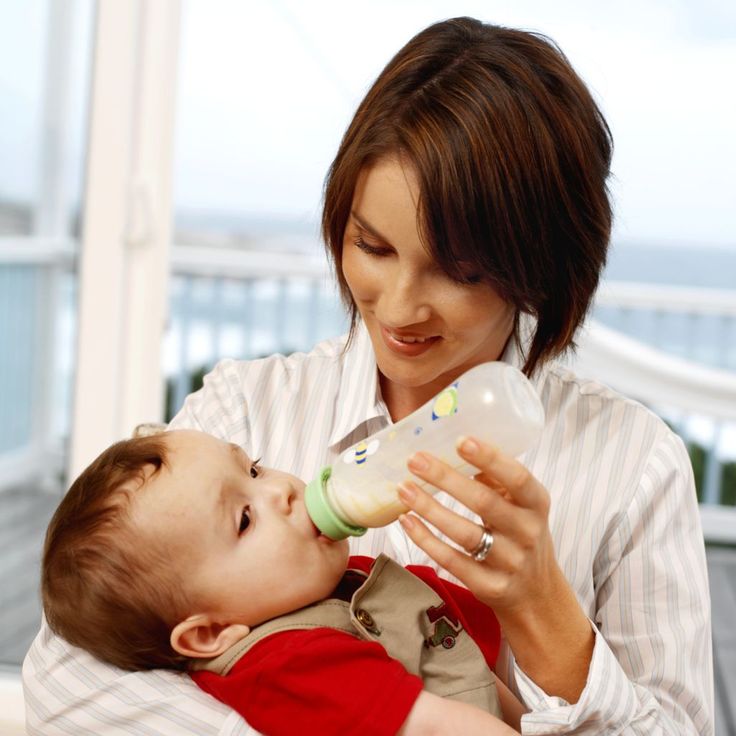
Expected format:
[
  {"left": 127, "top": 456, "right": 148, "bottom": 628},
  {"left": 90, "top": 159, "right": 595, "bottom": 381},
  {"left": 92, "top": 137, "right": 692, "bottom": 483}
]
[{"left": 191, "top": 598, "right": 355, "bottom": 676}]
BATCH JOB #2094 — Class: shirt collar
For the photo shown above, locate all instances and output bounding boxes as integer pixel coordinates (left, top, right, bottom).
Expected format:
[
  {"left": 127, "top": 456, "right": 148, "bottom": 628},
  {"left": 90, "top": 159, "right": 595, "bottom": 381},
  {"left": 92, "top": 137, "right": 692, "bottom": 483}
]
[{"left": 328, "top": 321, "right": 388, "bottom": 449}]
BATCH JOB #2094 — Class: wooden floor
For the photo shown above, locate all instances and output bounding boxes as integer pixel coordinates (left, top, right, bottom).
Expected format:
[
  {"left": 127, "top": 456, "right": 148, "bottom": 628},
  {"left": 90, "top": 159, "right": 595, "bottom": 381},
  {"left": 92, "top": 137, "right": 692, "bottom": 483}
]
[
  {"left": 710, "top": 546, "right": 736, "bottom": 736},
  {"left": 1, "top": 483, "right": 734, "bottom": 734},
  {"left": 0, "top": 484, "right": 58, "bottom": 664}
]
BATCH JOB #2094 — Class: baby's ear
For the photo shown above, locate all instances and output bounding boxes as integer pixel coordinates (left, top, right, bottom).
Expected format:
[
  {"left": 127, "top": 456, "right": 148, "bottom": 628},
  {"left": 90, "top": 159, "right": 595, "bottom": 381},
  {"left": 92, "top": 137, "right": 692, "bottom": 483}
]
[{"left": 170, "top": 614, "right": 250, "bottom": 659}]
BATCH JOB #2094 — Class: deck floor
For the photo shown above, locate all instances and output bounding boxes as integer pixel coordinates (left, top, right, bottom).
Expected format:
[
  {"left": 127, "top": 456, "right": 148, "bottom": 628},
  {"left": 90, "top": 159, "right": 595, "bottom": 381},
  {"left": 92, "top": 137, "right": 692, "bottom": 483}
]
[{"left": 1, "top": 483, "right": 734, "bottom": 734}]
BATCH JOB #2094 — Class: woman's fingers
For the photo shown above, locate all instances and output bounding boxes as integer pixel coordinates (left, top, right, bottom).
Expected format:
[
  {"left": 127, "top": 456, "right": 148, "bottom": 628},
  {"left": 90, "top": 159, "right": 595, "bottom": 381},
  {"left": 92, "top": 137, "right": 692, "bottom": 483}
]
[
  {"left": 407, "top": 452, "right": 508, "bottom": 525},
  {"left": 398, "top": 511, "right": 507, "bottom": 592},
  {"left": 405, "top": 454, "right": 537, "bottom": 539},
  {"left": 400, "top": 437, "right": 559, "bottom": 614},
  {"left": 398, "top": 480, "right": 525, "bottom": 575},
  {"left": 409, "top": 437, "right": 549, "bottom": 516},
  {"left": 457, "top": 437, "right": 549, "bottom": 514},
  {"left": 398, "top": 480, "right": 488, "bottom": 554}
]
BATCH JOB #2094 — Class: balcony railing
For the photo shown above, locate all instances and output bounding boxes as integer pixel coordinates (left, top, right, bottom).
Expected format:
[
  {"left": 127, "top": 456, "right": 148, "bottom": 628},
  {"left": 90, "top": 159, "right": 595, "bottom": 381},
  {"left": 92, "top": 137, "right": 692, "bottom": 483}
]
[
  {"left": 2, "top": 239, "right": 735, "bottom": 540},
  {"left": 582, "top": 280, "right": 736, "bottom": 541},
  {"left": 0, "top": 238, "right": 74, "bottom": 491}
]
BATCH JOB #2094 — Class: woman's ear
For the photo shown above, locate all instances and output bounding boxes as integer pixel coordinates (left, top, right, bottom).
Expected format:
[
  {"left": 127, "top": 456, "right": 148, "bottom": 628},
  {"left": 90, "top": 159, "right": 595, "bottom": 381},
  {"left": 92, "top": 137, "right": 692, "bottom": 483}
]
[{"left": 170, "top": 614, "right": 250, "bottom": 659}]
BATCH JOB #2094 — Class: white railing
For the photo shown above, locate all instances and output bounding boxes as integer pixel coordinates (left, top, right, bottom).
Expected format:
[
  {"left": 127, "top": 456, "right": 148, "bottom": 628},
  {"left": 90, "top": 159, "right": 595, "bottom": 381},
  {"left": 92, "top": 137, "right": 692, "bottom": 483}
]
[
  {"left": 575, "top": 320, "right": 736, "bottom": 421},
  {"left": 596, "top": 280, "right": 736, "bottom": 317},
  {"left": 594, "top": 281, "right": 736, "bottom": 373},
  {"left": 0, "top": 237, "right": 75, "bottom": 492},
  {"left": 587, "top": 279, "right": 736, "bottom": 540},
  {"left": 166, "top": 246, "right": 347, "bottom": 414},
  {"left": 573, "top": 320, "right": 736, "bottom": 541},
  {"left": 2, "top": 240, "right": 735, "bottom": 540}
]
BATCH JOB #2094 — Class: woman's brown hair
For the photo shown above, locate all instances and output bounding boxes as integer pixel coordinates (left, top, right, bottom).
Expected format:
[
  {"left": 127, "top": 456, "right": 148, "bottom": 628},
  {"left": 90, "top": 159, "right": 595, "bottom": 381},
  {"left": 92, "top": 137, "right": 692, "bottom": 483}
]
[
  {"left": 41, "top": 436, "right": 191, "bottom": 671},
  {"left": 322, "top": 17, "right": 613, "bottom": 375}
]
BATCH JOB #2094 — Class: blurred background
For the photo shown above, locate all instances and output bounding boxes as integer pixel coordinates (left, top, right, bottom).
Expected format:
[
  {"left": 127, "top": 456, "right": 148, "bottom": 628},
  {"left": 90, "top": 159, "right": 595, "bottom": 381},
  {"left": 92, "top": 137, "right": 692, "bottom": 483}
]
[{"left": 0, "top": 0, "right": 734, "bottom": 732}]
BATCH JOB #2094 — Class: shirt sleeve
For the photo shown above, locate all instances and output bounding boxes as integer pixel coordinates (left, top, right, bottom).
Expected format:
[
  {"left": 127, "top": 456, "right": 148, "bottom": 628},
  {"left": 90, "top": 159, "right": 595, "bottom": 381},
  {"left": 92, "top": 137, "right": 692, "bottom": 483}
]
[
  {"left": 192, "top": 629, "right": 424, "bottom": 736},
  {"left": 510, "top": 431, "right": 713, "bottom": 735}
]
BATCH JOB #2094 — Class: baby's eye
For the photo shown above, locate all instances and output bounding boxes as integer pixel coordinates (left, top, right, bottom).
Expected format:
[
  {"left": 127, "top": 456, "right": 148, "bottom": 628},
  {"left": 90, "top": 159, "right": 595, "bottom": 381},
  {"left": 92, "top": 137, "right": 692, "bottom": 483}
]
[
  {"left": 249, "top": 462, "right": 261, "bottom": 479},
  {"left": 239, "top": 507, "right": 251, "bottom": 534}
]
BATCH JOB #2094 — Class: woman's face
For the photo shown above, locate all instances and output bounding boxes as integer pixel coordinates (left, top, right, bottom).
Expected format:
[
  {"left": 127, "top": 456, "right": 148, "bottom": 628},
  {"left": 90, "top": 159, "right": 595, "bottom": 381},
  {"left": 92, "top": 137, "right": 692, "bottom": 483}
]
[{"left": 341, "top": 156, "right": 515, "bottom": 413}]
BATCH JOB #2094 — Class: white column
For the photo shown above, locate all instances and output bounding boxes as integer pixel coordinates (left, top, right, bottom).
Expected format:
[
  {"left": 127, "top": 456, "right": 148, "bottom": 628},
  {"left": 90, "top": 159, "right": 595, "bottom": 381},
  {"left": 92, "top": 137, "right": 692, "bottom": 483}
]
[
  {"left": 69, "top": 0, "right": 181, "bottom": 479},
  {"left": 117, "top": 0, "right": 181, "bottom": 438},
  {"left": 35, "top": 0, "right": 74, "bottom": 237}
]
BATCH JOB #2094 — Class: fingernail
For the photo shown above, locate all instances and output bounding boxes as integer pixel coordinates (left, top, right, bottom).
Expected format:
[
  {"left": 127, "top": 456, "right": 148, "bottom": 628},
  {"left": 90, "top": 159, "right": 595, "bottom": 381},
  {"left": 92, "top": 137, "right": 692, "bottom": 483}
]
[
  {"left": 408, "top": 453, "right": 429, "bottom": 472},
  {"left": 458, "top": 436, "right": 479, "bottom": 455},
  {"left": 398, "top": 482, "right": 416, "bottom": 503},
  {"left": 399, "top": 513, "right": 415, "bottom": 530}
]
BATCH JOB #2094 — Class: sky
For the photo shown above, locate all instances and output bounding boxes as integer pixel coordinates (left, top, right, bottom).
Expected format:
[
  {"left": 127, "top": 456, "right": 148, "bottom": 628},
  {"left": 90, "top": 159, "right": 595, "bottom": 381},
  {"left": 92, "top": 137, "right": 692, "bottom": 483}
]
[
  {"left": 0, "top": 0, "right": 735, "bottom": 248},
  {"left": 171, "top": 0, "right": 736, "bottom": 247}
]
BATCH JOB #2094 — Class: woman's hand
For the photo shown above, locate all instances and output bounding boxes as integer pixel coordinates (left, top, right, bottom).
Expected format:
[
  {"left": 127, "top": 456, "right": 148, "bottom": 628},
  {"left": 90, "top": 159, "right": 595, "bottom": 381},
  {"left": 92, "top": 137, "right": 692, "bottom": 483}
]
[{"left": 397, "top": 436, "right": 594, "bottom": 704}]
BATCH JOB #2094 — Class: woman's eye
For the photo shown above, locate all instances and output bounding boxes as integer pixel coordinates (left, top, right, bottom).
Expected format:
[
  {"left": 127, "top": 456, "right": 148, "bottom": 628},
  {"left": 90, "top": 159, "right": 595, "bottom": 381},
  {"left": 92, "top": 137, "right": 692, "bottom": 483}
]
[
  {"left": 454, "top": 261, "right": 483, "bottom": 285},
  {"left": 354, "top": 237, "right": 391, "bottom": 257},
  {"left": 239, "top": 507, "right": 251, "bottom": 534}
]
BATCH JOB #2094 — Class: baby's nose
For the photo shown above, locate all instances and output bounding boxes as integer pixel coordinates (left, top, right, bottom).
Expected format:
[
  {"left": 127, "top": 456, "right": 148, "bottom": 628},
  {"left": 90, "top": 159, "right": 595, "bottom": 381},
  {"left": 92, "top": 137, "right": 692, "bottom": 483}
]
[{"left": 266, "top": 475, "right": 297, "bottom": 513}]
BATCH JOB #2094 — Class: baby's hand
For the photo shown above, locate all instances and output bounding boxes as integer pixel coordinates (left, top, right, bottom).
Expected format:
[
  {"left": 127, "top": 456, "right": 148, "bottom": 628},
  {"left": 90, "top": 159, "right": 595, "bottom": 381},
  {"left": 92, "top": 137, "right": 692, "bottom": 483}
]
[{"left": 398, "top": 690, "right": 520, "bottom": 736}]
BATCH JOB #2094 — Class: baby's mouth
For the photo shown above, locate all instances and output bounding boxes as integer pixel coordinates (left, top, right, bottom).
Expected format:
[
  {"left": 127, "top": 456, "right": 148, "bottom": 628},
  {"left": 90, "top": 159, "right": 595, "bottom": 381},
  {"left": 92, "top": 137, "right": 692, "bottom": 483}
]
[
  {"left": 309, "top": 516, "right": 336, "bottom": 543},
  {"left": 309, "top": 516, "right": 324, "bottom": 538}
]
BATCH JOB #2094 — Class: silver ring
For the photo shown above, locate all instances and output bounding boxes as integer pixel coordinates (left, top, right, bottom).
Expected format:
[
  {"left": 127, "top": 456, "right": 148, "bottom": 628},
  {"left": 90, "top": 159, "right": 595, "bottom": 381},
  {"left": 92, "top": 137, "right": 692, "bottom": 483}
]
[{"left": 469, "top": 528, "right": 494, "bottom": 562}]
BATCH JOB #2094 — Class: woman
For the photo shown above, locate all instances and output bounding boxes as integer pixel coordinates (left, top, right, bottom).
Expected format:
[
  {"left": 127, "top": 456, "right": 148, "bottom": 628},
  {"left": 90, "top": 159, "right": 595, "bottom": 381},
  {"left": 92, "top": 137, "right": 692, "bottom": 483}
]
[{"left": 25, "top": 17, "right": 712, "bottom": 735}]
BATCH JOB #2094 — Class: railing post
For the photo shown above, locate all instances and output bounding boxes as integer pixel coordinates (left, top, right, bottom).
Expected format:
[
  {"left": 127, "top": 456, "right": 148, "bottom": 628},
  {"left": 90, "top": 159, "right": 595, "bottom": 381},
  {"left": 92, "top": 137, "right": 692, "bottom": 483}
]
[
  {"left": 243, "top": 279, "right": 254, "bottom": 358},
  {"left": 173, "top": 275, "right": 193, "bottom": 417},
  {"left": 308, "top": 279, "right": 321, "bottom": 348},
  {"left": 702, "top": 423, "right": 723, "bottom": 506},
  {"left": 31, "top": 260, "right": 62, "bottom": 491},
  {"left": 211, "top": 276, "right": 225, "bottom": 365}
]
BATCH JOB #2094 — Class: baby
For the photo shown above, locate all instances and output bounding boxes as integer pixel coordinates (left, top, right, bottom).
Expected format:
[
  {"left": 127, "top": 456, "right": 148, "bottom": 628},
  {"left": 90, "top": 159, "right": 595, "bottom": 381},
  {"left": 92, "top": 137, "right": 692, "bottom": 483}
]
[{"left": 42, "top": 429, "right": 522, "bottom": 735}]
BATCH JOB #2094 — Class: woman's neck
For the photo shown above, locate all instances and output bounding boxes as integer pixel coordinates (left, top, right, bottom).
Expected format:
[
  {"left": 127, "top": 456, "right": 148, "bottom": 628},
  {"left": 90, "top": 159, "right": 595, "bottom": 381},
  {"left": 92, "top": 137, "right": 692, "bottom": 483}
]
[{"left": 380, "top": 373, "right": 439, "bottom": 422}]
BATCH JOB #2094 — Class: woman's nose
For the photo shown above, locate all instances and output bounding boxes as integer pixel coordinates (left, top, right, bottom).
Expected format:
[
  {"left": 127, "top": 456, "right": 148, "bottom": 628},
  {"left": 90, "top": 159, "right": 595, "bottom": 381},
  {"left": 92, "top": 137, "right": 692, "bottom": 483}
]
[{"left": 380, "top": 267, "right": 432, "bottom": 325}]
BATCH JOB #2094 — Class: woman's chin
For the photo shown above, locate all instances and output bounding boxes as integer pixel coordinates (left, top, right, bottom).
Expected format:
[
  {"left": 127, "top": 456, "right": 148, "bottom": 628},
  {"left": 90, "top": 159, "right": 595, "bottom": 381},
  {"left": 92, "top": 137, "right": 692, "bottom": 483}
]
[{"left": 376, "top": 354, "right": 450, "bottom": 397}]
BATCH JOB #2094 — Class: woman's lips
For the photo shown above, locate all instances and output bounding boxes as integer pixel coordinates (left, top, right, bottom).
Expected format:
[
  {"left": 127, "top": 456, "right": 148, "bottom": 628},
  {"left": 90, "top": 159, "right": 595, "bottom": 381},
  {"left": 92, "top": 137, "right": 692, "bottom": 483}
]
[{"left": 380, "top": 325, "right": 440, "bottom": 357}]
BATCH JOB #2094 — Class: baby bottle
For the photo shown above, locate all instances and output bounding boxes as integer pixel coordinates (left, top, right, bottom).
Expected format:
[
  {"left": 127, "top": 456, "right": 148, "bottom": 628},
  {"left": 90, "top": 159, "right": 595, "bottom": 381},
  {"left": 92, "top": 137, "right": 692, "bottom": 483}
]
[{"left": 305, "top": 361, "right": 545, "bottom": 540}]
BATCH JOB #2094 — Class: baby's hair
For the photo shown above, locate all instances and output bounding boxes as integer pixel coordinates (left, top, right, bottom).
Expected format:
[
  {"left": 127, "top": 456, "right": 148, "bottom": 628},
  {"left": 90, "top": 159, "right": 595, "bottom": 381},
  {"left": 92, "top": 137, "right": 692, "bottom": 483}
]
[{"left": 42, "top": 435, "right": 191, "bottom": 671}]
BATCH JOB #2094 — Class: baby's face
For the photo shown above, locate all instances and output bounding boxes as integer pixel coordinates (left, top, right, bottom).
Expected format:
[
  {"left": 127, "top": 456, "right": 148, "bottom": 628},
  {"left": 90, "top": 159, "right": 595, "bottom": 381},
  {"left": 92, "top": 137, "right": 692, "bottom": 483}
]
[{"left": 132, "top": 430, "right": 349, "bottom": 627}]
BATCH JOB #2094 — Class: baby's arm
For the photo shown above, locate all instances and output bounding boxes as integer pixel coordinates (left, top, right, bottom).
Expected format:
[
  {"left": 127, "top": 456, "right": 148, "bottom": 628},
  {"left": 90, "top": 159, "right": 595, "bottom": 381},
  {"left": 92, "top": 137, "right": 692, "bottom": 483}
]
[
  {"left": 495, "top": 675, "right": 527, "bottom": 731},
  {"left": 399, "top": 690, "right": 520, "bottom": 736}
]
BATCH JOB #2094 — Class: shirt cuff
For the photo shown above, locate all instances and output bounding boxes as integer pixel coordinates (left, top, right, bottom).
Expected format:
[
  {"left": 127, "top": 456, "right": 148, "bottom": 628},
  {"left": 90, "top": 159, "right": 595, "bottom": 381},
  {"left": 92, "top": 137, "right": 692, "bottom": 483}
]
[{"left": 514, "top": 621, "right": 643, "bottom": 735}]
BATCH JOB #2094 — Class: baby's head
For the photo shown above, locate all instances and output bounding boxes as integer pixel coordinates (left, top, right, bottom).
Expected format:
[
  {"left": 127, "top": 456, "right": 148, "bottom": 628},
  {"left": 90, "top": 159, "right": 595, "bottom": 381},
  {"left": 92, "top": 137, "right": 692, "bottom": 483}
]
[{"left": 42, "top": 430, "right": 349, "bottom": 671}]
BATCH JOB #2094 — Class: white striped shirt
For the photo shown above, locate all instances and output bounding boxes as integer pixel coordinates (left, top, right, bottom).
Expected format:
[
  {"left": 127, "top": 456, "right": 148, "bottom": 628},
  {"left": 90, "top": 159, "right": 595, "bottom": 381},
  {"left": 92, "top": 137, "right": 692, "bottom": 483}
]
[{"left": 24, "top": 323, "right": 713, "bottom": 735}]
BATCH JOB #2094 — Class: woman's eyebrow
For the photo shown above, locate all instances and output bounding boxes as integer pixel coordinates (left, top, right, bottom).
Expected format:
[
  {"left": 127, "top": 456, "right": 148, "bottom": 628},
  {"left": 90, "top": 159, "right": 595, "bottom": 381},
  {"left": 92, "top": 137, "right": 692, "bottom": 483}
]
[{"left": 350, "top": 210, "right": 392, "bottom": 245}]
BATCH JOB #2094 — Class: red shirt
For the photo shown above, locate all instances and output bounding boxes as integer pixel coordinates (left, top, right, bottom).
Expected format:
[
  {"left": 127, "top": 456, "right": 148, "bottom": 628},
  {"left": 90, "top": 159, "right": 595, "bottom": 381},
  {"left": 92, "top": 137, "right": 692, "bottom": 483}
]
[{"left": 192, "top": 556, "right": 500, "bottom": 735}]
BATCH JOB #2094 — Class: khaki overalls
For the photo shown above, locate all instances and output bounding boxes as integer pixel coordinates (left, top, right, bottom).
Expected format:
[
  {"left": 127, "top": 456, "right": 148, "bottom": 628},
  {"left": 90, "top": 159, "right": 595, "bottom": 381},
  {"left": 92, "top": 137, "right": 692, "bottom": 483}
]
[{"left": 195, "top": 554, "right": 501, "bottom": 717}]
